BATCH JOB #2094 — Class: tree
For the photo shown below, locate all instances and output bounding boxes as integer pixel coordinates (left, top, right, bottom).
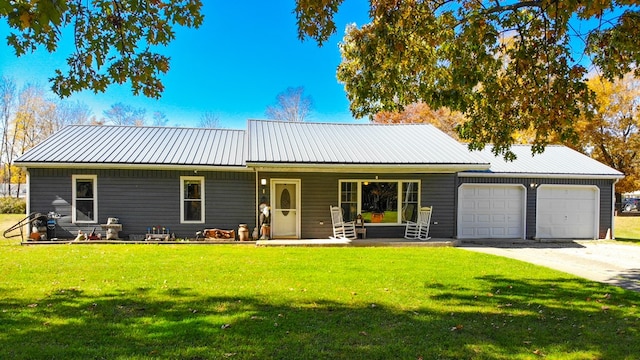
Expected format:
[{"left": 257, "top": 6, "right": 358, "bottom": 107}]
[
  {"left": 1, "top": 78, "right": 92, "bottom": 197},
  {"left": 265, "top": 86, "right": 313, "bottom": 122},
  {"left": 152, "top": 111, "right": 169, "bottom": 127},
  {"left": 53, "top": 100, "right": 92, "bottom": 128},
  {"left": 14, "top": 84, "right": 57, "bottom": 158},
  {"left": 103, "top": 102, "right": 146, "bottom": 126},
  {"left": 199, "top": 111, "right": 221, "bottom": 128},
  {"left": 0, "top": 76, "right": 17, "bottom": 197},
  {"left": 1, "top": 1, "right": 204, "bottom": 98},
  {"left": 295, "top": 0, "right": 640, "bottom": 159},
  {"left": 374, "top": 102, "right": 465, "bottom": 140},
  {"left": 576, "top": 74, "right": 640, "bottom": 193},
  {"left": 2, "top": 83, "right": 59, "bottom": 195}
]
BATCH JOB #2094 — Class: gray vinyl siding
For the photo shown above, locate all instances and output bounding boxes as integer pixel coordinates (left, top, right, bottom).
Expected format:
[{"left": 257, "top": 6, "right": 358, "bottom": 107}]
[
  {"left": 27, "top": 168, "right": 256, "bottom": 239},
  {"left": 259, "top": 172, "right": 457, "bottom": 239},
  {"left": 25, "top": 166, "right": 616, "bottom": 241},
  {"left": 457, "top": 177, "right": 615, "bottom": 239}
]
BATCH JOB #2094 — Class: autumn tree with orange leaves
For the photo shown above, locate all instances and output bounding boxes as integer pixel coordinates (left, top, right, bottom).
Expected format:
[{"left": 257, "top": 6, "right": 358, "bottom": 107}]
[
  {"left": 575, "top": 74, "right": 640, "bottom": 193},
  {"left": 374, "top": 103, "right": 464, "bottom": 141}
]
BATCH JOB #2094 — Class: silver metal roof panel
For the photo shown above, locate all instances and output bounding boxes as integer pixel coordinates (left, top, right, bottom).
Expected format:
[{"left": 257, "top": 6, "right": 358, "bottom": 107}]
[
  {"left": 15, "top": 125, "right": 246, "bottom": 167},
  {"left": 468, "top": 145, "right": 623, "bottom": 177},
  {"left": 247, "top": 119, "right": 488, "bottom": 165}
]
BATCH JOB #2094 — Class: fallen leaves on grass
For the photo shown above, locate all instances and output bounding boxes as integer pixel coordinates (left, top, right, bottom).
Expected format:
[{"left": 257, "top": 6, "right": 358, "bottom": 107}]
[{"left": 533, "top": 349, "right": 546, "bottom": 357}]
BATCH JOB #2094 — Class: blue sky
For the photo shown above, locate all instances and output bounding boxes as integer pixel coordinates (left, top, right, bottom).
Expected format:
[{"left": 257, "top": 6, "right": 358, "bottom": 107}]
[{"left": 0, "top": 1, "right": 371, "bottom": 129}]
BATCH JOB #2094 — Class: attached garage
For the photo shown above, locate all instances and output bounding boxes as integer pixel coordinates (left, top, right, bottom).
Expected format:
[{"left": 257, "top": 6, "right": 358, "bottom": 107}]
[
  {"left": 457, "top": 184, "right": 526, "bottom": 239},
  {"left": 458, "top": 145, "right": 622, "bottom": 241},
  {"left": 536, "top": 185, "right": 599, "bottom": 239}
]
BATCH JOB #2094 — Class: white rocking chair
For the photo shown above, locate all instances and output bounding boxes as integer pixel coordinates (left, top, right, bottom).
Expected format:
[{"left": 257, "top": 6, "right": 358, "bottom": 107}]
[
  {"left": 330, "top": 206, "right": 357, "bottom": 240},
  {"left": 404, "top": 206, "right": 433, "bottom": 240}
]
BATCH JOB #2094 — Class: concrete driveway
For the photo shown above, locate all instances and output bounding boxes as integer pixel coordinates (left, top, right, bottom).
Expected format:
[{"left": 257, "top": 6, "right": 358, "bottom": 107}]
[{"left": 460, "top": 240, "right": 640, "bottom": 292}]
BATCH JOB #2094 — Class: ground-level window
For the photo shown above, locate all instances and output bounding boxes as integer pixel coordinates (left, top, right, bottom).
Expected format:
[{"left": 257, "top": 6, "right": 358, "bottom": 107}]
[
  {"left": 339, "top": 180, "right": 420, "bottom": 224},
  {"left": 181, "top": 176, "right": 205, "bottom": 223},
  {"left": 72, "top": 175, "right": 97, "bottom": 223}
]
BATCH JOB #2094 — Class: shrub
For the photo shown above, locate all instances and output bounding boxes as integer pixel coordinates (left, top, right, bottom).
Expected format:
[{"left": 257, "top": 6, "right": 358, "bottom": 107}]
[{"left": 0, "top": 197, "right": 26, "bottom": 214}]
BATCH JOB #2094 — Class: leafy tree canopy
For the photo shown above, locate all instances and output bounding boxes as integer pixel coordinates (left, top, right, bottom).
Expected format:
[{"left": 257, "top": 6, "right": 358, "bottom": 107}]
[
  {"left": 0, "top": 0, "right": 203, "bottom": 99},
  {"left": 576, "top": 74, "right": 640, "bottom": 193},
  {"left": 296, "top": 0, "right": 640, "bottom": 159}
]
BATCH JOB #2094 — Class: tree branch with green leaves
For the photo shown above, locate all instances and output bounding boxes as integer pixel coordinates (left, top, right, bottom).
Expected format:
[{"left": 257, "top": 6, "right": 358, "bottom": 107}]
[
  {"left": 296, "top": 0, "right": 639, "bottom": 159},
  {"left": 0, "top": 0, "right": 203, "bottom": 99}
]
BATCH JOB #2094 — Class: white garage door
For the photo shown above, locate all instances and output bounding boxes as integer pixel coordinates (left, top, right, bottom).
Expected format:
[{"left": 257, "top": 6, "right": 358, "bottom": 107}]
[
  {"left": 458, "top": 184, "right": 525, "bottom": 239},
  {"left": 536, "top": 185, "right": 599, "bottom": 239}
]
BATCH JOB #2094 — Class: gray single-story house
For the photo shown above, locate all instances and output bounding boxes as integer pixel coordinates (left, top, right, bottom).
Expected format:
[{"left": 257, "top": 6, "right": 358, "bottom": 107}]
[{"left": 14, "top": 119, "right": 623, "bottom": 241}]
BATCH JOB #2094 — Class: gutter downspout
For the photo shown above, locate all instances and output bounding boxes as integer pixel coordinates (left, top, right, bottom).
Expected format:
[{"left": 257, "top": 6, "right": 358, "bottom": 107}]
[
  {"left": 255, "top": 169, "right": 259, "bottom": 239},
  {"left": 24, "top": 169, "right": 30, "bottom": 240},
  {"left": 609, "top": 178, "right": 619, "bottom": 240}
]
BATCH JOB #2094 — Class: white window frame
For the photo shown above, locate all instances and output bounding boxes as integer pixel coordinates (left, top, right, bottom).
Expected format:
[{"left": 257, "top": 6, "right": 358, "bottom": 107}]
[
  {"left": 180, "top": 176, "right": 205, "bottom": 224},
  {"left": 72, "top": 174, "right": 98, "bottom": 224},
  {"left": 338, "top": 179, "right": 421, "bottom": 226}
]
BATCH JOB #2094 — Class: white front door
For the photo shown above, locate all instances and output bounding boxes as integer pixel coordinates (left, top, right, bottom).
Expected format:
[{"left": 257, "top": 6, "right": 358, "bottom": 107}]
[{"left": 271, "top": 179, "right": 300, "bottom": 239}]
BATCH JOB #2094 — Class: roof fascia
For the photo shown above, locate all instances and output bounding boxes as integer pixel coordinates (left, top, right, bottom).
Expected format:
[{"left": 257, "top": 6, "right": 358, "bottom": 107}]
[
  {"left": 458, "top": 172, "right": 624, "bottom": 180},
  {"left": 14, "top": 162, "right": 252, "bottom": 172},
  {"left": 247, "top": 162, "right": 490, "bottom": 173}
]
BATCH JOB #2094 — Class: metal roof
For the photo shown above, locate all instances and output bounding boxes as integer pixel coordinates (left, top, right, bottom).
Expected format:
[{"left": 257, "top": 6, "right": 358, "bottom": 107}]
[
  {"left": 247, "top": 119, "right": 489, "bottom": 166},
  {"left": 463, "top": 145, "right": 624, "bottom": 177},
  {"left": 14, "top": 121, "right": 624, "bottom": 178},
  {"left": 15, "top": 125, "right": 246, "bottom": 167}
]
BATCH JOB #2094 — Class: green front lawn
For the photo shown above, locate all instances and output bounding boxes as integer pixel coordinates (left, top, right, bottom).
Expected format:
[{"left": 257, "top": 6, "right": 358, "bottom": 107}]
[
  {"left": 1, "top": 213, "right": 23, "bottom": 244},
  {"left": 1, "top": 241, "right": 638, "bottom": 359},
  {"left": 615, "top": 215, "right": 640, "bottom": 243}
]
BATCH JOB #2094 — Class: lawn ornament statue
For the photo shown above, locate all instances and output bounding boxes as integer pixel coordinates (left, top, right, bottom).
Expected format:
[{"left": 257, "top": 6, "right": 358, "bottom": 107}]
[{"left": 259, "top": 203, "right": 270, "bottom": 240}]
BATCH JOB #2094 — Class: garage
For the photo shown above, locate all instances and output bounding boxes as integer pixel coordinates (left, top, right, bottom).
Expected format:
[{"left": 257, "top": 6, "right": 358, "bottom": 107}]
[
  {"left": 536, "top": 185, "right": 599, "bottom": 239},
  {"left": 457, "top": 184, "right": 526, "bottom": 239}
]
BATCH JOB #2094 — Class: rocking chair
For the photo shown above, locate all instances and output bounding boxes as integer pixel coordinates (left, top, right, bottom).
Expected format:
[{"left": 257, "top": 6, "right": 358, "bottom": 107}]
[
  {"left": 404, "top": 206, "right": 433, "bottom": 240},
  {"left": 330, "top": 206, "right": 357, "bottom": 240}
]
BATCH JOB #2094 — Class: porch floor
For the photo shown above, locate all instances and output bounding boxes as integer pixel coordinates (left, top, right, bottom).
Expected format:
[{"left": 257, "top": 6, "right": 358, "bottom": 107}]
[
  {"left": 20, "top": 237, "right": 592, "bottom": 247},
  {"left": 20, "top": 238, "right": 460, "bottom": 247},
  {"left": 256, "top": 238, "right": 459, "bottom": 247}
]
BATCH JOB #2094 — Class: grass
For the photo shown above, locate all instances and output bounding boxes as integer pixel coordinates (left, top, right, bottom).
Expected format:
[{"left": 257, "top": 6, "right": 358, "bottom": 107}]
[
  {"left": 615, "top": 215, "right": 640, "bottom": 243},
  {"left": 1, "top": 214, "right": 640, "bottom": 359}
]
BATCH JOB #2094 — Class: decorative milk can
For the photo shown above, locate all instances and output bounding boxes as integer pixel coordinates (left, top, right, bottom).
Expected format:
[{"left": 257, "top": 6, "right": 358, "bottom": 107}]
[{"left": 238, "top": 224, "right": 250, "bottom": 241}]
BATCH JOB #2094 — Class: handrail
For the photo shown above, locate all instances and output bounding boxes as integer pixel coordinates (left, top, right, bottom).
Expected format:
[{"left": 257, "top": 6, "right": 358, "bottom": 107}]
[{"left": 2, "top": 212, "right": 46, "bottom": 241}]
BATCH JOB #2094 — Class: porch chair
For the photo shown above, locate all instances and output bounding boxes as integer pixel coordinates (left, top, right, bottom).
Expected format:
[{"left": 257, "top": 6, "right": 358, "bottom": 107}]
[
  {"left": 329, "top": 206, "right": 357, "bottom": 240},
  {"left": 404, "top": 206, "right": 433, "bottom": 240}
]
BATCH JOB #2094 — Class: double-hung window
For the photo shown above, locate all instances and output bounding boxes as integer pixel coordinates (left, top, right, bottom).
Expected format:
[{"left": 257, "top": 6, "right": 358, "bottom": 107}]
[
  {"left": 72, "top": 175, "right": 97, "bottom": 223},
  {"left": 339, "top": 180, "right": 420, "bottom": 224},
  {"left": 181, "top": 176, "right": 205, "bottom": 223}
]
